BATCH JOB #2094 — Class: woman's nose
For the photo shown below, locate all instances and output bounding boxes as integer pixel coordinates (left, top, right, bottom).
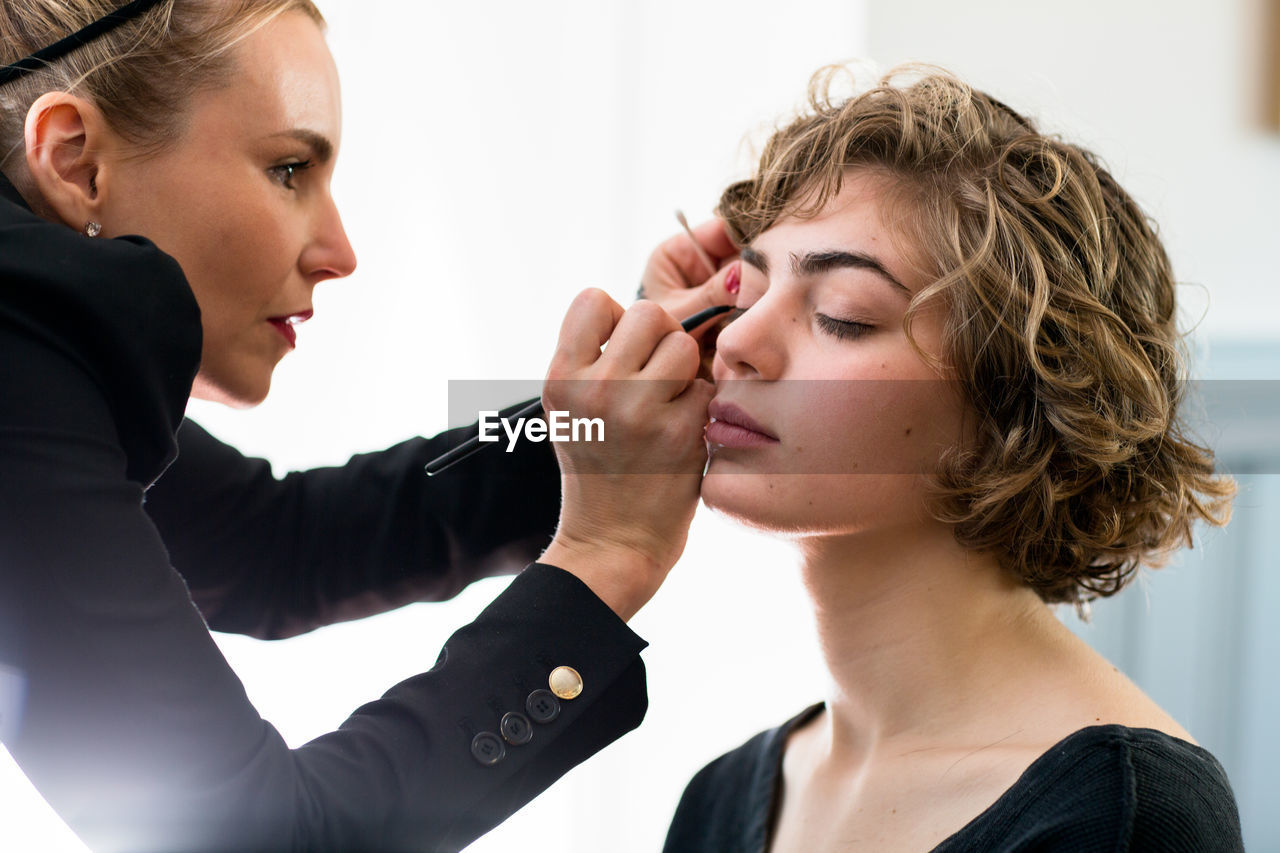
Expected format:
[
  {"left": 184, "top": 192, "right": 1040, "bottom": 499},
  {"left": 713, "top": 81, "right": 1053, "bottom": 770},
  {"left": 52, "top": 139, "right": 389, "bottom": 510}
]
[
  {"left": 302, "top": 196, "right": 357, "bottom": 281},
  {"left": 711, "top": 297, "right": 785, "bottom": 382}
]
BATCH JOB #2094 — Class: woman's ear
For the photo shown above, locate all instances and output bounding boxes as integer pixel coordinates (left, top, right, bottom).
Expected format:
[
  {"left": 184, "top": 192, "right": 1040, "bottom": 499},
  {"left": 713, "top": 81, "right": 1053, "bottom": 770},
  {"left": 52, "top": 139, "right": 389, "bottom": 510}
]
[{"left": 23, "top": 92, "right": 111, "bottom": 230}]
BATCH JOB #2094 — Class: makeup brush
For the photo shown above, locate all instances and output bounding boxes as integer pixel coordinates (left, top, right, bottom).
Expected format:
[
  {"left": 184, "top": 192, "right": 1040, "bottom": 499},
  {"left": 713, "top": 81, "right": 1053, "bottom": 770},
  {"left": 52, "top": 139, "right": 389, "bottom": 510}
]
[{"left": 424, "top": 303, "right": 733, "bottom": 476}]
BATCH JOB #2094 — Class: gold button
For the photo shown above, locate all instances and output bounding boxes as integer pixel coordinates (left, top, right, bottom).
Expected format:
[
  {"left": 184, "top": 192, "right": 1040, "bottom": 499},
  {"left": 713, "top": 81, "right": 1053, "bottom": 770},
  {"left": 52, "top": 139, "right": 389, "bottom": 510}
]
[{"left": 548, "top": 666, "right": 583, "bottom": 700}]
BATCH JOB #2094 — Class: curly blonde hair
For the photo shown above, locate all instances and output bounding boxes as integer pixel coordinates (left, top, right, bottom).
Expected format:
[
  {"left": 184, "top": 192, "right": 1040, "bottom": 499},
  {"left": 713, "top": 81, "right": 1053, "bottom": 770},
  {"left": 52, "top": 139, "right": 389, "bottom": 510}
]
[{"left": 719, "top": 65, "right": 1234, "bottom": 605}]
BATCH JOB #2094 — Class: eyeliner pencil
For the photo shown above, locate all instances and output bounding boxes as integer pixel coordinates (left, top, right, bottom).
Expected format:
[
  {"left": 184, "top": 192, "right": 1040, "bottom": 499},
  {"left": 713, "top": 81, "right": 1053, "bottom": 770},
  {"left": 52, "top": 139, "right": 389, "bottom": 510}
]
[{"left": 424, "top": 303, "right": 733, "bottom": 476}]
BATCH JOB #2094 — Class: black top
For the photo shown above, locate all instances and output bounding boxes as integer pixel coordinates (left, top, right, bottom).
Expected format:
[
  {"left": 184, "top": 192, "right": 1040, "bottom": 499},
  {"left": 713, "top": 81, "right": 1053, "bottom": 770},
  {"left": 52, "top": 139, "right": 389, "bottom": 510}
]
[
  {"left": 0, "top": 173, "right": 648, "bottom": 852},
  {"left": 664, "top": 704, "right": 1246, "bottom": 852}
]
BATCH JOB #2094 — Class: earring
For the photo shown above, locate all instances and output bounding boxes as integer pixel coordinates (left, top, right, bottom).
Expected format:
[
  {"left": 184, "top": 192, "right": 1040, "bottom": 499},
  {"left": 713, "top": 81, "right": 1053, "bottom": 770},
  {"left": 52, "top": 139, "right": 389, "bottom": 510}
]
[{"left": 84, "top": 221, "right": 101, "bottom": 238}]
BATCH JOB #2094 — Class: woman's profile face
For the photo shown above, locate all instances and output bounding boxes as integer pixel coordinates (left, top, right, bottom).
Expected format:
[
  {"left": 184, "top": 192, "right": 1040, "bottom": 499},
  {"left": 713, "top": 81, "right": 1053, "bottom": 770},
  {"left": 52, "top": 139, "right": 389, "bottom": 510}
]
[
  {"left": 703, "top": 170, "right": 967, "bottom": 538},
  {"left": 100, "top": 11, "right": 356, "bottom": 406}
]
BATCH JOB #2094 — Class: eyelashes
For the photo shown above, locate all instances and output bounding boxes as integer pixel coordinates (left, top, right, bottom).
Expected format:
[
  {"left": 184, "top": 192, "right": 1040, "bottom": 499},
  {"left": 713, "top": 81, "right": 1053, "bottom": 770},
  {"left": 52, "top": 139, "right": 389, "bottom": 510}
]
[
  {"left": 727, "top": 304, "right": 872, "bottom": 341},
  {"left": 816, "top": 314, "right": 872, "bottom": 340},
  {"left": 269, "top": 159, "right": 315, "bottom": 190}
]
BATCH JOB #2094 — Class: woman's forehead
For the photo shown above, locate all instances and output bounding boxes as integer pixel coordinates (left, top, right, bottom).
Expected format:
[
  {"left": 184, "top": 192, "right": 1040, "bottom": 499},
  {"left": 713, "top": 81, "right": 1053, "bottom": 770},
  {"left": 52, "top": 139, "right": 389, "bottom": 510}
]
[
  {"left": 191, "top": 11, "right": 341, "bottom": 151},
  {"left": 750, "top": 173, "right": 927, "bottom": 293}
]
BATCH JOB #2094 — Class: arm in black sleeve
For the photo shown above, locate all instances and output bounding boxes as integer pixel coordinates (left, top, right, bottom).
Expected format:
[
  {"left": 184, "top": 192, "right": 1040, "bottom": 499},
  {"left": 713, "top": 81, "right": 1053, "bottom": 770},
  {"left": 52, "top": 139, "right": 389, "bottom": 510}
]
[
  {"left": 144, "top": 408, "right": 561, "bottom": 639},
  {"left": 0, "top": 331, "right": 646, "bottom": 852},
  {"left": 0, "top": 188, "right": 648, "bottom": 851}
]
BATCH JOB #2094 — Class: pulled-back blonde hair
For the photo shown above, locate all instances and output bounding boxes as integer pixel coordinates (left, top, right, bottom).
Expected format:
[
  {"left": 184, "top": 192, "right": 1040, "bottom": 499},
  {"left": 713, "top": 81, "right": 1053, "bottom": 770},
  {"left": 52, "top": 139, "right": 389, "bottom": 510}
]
[
  {"left": 720, "top": 65, "right": 1234, "bottom": 605},
  {"left": 0, "top": 0, "right": 323, "bottom": 172}
]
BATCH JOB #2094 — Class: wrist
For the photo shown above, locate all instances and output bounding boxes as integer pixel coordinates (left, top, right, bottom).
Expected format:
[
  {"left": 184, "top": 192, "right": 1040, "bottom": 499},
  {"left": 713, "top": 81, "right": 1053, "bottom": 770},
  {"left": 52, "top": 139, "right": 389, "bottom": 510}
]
[{"left": 540, "top": 537, "right": 668, "bottom": 621}]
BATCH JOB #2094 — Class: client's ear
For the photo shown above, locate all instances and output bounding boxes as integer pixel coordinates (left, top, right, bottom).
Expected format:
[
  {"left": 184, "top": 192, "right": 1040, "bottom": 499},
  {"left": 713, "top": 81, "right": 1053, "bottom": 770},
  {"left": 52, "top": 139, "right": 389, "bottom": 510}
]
[{"left": 23, "top": 92, "right": 112, "bottom": 230}]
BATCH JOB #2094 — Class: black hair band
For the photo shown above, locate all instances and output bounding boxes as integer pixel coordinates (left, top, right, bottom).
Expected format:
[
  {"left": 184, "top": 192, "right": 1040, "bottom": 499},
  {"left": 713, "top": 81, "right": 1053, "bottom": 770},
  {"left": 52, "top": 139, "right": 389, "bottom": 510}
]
[{"left": 0, "top": 0, "right": 167, "bottom": 86}]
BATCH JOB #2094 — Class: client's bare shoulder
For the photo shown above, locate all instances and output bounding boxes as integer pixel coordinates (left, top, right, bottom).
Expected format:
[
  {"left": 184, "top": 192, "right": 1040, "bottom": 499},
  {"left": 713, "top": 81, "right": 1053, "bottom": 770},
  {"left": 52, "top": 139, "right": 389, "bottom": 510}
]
[
  {"left": 1043, "top": 626, "right": 1196, "bottom": 744},
  {"left": 989, "top": 603, "right": 1194, "bottom": 749}
]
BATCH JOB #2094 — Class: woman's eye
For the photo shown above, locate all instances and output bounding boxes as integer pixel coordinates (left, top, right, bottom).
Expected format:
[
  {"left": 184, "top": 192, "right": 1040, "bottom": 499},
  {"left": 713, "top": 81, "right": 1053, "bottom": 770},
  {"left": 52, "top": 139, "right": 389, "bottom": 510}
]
[
  {"left": 269, "top": 160, "right": 314, "bottom": 190},
  {"left": 816, "top": 313, "right": 872, "bottom": 340}
]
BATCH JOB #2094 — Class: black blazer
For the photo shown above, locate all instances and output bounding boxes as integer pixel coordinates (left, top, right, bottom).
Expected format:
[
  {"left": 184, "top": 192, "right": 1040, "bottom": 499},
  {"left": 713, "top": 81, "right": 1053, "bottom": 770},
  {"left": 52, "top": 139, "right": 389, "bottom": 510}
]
[{"left": 0, "top": 174, "right": 647, "bottom": 852}]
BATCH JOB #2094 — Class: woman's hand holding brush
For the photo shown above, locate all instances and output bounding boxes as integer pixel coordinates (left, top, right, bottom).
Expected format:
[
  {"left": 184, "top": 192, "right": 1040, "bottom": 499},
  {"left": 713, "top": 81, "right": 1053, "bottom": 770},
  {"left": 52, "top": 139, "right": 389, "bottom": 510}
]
[{"left": 539, "top": 289, "right": 715, "bottom": 621}]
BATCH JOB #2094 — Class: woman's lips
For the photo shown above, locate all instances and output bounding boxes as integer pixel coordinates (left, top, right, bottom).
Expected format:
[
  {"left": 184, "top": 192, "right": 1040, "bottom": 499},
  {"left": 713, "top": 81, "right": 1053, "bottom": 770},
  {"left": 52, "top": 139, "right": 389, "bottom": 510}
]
[
  {"left": 706, "top": 399, "right": 779, "bottom": 448},
  {"left": 267, "top": 309, "right": 313, "bottom": 349}
]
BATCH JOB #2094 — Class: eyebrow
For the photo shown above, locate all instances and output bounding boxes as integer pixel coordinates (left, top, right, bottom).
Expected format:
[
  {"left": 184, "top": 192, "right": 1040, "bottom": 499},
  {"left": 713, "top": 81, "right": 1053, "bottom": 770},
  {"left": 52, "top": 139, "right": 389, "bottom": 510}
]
[
  {"left": 741, "top": 245, "right": 910, "bottom": 297},
  {"left": 267, "top": 129, "right": 334, "bottom": 164},
  {"left": 740, "top": 245, "right": 770, "bottom": 275}
]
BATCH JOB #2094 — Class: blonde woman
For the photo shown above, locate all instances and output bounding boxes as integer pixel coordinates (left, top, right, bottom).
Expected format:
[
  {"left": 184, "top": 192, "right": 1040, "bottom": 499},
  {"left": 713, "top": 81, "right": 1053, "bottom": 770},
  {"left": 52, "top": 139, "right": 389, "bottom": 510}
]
[
  {"left": 664, "top": 68, "right": 1243, "bottom": 852},
  {"left": 0, "top": 1, "right": 722, "bottom": 850}
]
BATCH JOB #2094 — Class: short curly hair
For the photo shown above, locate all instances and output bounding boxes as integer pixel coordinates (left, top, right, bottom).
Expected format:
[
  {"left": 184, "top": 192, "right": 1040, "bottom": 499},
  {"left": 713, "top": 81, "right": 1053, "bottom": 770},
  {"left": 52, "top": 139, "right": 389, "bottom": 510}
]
[{"left": 719, "top": 65, "right": 1234, "bottom": 605}]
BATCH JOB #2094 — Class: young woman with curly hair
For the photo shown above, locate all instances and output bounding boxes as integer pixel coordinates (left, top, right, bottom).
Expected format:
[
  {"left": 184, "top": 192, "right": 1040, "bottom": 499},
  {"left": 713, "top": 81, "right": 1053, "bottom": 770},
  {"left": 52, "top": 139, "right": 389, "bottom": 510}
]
[{"left": 663, "top": 66, "right": 1241, "bottom": 853}]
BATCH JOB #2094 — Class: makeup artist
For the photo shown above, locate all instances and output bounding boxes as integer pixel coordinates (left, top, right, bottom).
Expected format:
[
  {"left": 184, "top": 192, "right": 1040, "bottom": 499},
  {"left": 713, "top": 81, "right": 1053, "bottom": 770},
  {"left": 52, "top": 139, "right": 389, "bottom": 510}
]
[{"left": 0, "top": 1, "right": 736, "bottom": 851}]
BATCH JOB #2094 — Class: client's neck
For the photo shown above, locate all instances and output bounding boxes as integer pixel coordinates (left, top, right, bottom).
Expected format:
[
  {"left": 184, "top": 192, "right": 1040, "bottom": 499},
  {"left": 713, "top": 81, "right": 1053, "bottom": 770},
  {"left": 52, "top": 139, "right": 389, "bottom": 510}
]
[{"left": 795, "top": 522, "right": 1064, "bottom": 758}]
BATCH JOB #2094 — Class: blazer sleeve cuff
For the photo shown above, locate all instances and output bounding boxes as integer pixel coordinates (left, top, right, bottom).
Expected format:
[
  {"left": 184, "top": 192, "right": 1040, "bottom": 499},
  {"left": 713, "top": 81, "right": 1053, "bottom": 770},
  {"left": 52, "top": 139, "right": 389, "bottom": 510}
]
[{"left": 425, "top": 562, "right": 649, "bottom": 849}]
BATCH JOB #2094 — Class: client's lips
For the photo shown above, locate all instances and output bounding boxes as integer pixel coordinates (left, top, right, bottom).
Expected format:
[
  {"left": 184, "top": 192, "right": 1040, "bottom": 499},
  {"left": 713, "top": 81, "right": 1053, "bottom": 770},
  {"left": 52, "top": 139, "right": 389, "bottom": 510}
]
[
  {"left": 267, "top": 309, "right": 313, "bottom": 349},
  {"left": 706, "top": 399, "right": 779, "bottom": 448}
]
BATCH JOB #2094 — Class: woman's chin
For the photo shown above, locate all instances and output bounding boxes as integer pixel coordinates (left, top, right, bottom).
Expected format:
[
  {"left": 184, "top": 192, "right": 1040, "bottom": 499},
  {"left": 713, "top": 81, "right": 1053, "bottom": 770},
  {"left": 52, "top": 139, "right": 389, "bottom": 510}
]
[
  {"left": 700, "top": 469, "right": 805, "bottom": 534},
  {"left": 189, "top": 371, "right": 272, "bottom": 409},
  {"left": 701, "top": 466, "right": 887, "bottom": 538}
]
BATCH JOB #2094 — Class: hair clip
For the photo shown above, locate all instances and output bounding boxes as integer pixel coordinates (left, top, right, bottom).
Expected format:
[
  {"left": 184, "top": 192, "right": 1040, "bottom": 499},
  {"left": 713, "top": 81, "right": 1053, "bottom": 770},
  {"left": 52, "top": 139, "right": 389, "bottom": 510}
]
[{"left": 0, "top": 0, "right": 166, "bottom": 87}]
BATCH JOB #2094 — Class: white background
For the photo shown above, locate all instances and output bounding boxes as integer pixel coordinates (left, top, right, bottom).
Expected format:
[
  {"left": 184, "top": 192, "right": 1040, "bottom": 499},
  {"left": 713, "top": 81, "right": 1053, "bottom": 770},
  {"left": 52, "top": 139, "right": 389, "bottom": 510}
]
[{"left": 3, "top": 0, "right": 1277, "bottom": 850}]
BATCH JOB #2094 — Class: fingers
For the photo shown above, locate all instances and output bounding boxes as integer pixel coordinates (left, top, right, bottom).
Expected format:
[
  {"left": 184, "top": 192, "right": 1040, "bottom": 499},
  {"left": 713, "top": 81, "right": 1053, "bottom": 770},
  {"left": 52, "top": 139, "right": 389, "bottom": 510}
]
[
  {"left": 642, "top": 218, "right": 739, "bottom": 297},
  {"left": 598, "top": 301, "right": 683, "bottom": 375},
  {"left": 665, "top": 376, "right": 717, "bottom": 470},
  {"left": 688, "top": 218, "right": 737, "bottom": 260},
  {"left": 549, "top": 293, "right": 703, "bottom": 407},
  {"left": 662, "top": 218, "right": 737, "bottom": 285},
  {"left": 540, "top": 291, "right": 714, "bottom": 612},
  {"left": 544, "top": 293, "right": 706, "bottom": 418},
  {"left": 640, "top": 329, "right": 701, "bottom": 398},
  {"left": 687, "top": 261, "right": 742, "bottom": 323},
  {"left": 550, "top": 288, "right": 625, "bottom": 372},
  {"left": 636, "top": 262, "right": 741, "bottom": 353}
]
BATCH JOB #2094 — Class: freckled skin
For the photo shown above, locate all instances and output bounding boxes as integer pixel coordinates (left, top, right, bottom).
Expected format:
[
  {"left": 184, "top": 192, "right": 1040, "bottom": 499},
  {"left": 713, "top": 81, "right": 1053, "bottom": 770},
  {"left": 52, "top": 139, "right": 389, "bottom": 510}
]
[
  {"left": 702, "top": 172, "right": 965, "bottom": 536},
  {"left": 705, "top": 172, "right": 1193, "bottom": 853}
]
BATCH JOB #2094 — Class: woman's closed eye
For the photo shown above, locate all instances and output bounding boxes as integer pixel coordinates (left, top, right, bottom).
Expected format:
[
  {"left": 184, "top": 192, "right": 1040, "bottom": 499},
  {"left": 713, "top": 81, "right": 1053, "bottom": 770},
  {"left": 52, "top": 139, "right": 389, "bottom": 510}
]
[
  {"left": 723, "top": 303, "right": 872, "bottom": 340},
  {"left": 816, "top": 313, "right": 873, "bottom": 340},
  {"left": 268, "top": 159, "right": 315, "bottom": 190}
]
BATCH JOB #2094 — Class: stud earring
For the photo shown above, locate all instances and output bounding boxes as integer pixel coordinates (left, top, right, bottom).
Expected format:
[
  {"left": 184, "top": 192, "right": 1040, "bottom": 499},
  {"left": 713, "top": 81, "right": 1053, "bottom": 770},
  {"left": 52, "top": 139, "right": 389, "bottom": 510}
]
[{"left": 84, "top": 221, "right": 101, "bottom": 238}]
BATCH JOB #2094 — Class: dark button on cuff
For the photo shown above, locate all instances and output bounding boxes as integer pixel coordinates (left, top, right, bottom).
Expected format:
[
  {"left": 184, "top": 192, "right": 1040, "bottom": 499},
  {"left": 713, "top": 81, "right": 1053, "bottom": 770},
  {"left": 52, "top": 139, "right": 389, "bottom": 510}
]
[
  {"left": 526, "top": 688, "right": 561, "bottom": 724},
  {"left": 470, "top": 732, "right": 506, "bottom": 766},
  {"left": 500, "top": 711, "right": 533, "bottom": 745}
]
